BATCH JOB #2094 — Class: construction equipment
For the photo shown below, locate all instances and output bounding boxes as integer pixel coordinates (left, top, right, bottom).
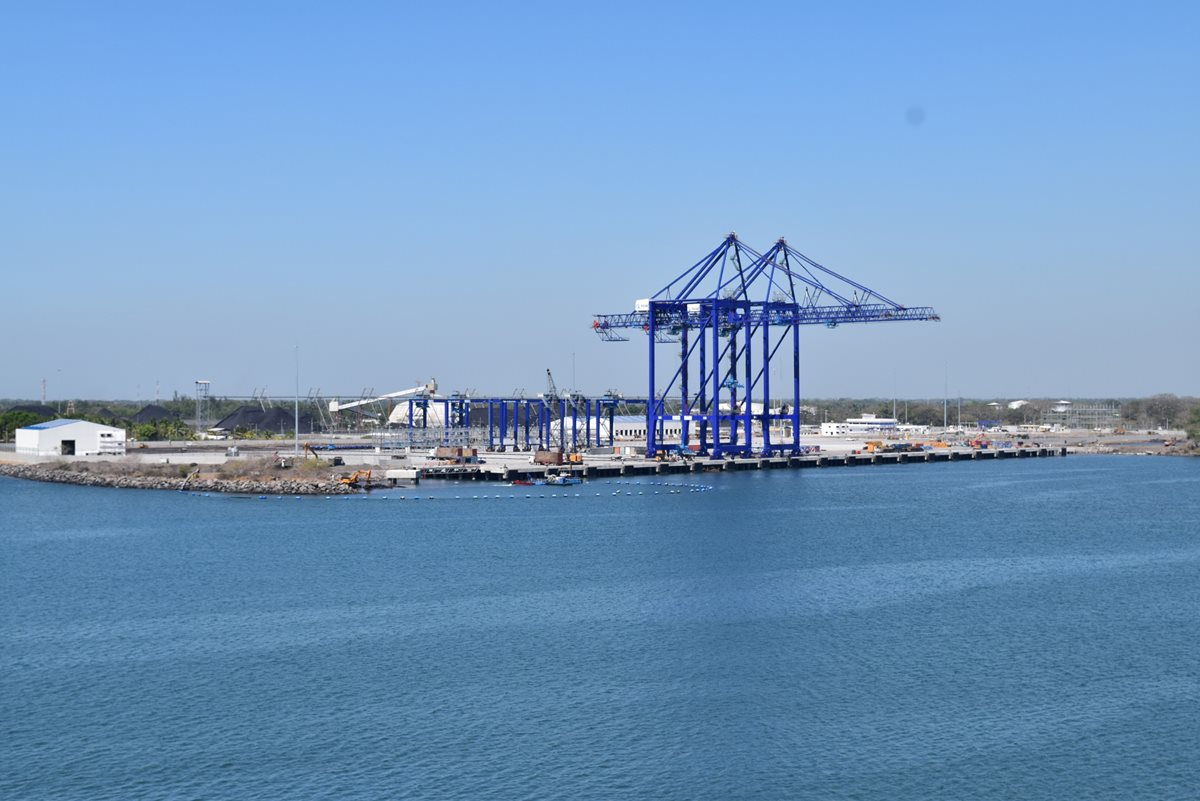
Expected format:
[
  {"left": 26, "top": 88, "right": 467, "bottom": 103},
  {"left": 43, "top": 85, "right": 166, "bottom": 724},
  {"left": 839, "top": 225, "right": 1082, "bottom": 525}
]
[
  {"left": 303, "top": 443, "right": 342, "bottom": 463},
  {"left": 654, "top": 444, "right": 692, "bottom": 461},
  {"left": 178, "top": 468, "right": 200, "bottom": 491},
  {"left": 337, "top": 469, "right": 372, "bottom": 486},
  {"left": 545, "top": 369, "right": 560, "bottom": 403},
  {"left": 432, "top": 446, "right": 479, "bottom": 464}
]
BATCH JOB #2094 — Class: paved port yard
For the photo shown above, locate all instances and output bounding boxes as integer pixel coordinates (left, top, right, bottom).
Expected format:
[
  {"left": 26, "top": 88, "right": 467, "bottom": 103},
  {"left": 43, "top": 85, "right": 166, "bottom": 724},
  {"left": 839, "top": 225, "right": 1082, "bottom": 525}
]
[
  {"left": 7, "top": 429, "right": 1188, "bottom": 488},
  {"left": 403, "top": 444, "right": 1067, "bottom": 484}
]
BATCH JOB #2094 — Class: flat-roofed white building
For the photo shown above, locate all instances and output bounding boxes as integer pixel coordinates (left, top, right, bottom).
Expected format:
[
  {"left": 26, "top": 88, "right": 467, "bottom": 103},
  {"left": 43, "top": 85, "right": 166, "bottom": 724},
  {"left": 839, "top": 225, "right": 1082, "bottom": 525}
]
[
  {"left": 607, "top": 415, "right": 686, "bottom": 442},
  {"left": 15, "top": 419, "right": 126, "bottom": 456},
  {"left": 821, "top": 413, "right": 900, "bottom": 436}
]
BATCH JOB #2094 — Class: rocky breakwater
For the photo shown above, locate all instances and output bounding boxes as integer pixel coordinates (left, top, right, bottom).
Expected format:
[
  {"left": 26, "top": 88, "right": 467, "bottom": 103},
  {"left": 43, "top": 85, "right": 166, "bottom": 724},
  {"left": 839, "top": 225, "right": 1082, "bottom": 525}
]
[{"left": 0, "top": 463, "right": 357, "bottom": 495}]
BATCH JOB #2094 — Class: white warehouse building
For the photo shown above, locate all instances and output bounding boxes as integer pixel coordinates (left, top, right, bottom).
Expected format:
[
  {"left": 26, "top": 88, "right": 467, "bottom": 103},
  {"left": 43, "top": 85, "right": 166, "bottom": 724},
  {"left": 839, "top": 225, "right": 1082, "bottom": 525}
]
[
  {"left": 15, "top": 419, "right": 127, "bottom": 456},
  {"left": 820, "top": 413, "right": 900, "bottom": 436}
]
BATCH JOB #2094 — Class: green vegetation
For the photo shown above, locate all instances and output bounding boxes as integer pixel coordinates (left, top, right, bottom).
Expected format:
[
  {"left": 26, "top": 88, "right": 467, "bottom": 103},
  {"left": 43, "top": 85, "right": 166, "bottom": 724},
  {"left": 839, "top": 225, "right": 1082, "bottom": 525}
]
[
  {"left": 0, "top": 410, "right": 49, "bottom": 440},
  {"left": 3, "top": 394, "right": 1198, "bottom": 440},
  {"left": 132, "top": 419, "right": 194, "bottom": 442},
  {"left": 1185, "top": 404, "right": 1200, "bottom": 443},
  {"left": 292, "top": 457, "right": 333, "bottom": 476},
  {"left": 232, "top": 427, "right": 286, "bottom": 440},
  {"left": 1140, "top": 394, "right": 1185, "bottom": 429},
  {"left": 0, "top": 402, "right": 195, "bottom": 442}
]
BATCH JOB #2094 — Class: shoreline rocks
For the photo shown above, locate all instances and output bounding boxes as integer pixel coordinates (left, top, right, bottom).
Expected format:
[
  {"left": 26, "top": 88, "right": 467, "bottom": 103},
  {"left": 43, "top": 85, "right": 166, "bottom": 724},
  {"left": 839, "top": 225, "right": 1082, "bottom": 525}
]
[{"left": 0, "top": 463, "right": 357, "bottom": 495}]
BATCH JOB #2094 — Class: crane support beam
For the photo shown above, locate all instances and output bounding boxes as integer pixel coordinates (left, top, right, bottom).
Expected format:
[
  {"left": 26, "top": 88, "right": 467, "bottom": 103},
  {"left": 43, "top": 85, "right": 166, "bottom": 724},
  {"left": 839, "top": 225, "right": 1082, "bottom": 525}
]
[{"left": 593, "top": 303, "right": 939, "bottom": 332}]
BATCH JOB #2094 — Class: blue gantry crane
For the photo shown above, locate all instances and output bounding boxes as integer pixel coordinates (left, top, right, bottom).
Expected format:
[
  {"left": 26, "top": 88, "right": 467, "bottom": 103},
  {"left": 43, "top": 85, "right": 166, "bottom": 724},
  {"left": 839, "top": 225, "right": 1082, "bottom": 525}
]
[{"left": 592, "top": 233, "right": 939, "bottom": 458}]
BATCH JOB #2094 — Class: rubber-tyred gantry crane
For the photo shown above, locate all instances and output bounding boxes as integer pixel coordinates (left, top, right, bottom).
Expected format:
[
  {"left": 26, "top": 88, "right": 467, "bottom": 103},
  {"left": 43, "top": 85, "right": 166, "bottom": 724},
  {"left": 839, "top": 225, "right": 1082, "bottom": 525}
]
[{"left": 592, "top": 233, "right": 939, "bottom": 458}]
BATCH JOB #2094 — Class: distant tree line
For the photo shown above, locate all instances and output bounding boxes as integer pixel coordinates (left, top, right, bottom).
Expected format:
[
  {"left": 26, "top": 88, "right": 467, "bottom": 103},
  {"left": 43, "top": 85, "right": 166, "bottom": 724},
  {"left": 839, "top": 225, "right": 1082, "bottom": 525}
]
[
  {"left": 805, "top": 395, "right": 1199, "bottom": 430},
  {"left": 0, "top": 409, "right": 192, "bottom": 442},
  {"left": 0, "top": 410, "right": 46, "bottom": 440},
  {"left": 1122, "top": 394, "right": 1191, "bottom": 429},
  {"left": 0, "top": 396, "right": 294, "bottom": 442},
  {"left": 4, "top": 394, "right": 1199, "bottom": 441}
]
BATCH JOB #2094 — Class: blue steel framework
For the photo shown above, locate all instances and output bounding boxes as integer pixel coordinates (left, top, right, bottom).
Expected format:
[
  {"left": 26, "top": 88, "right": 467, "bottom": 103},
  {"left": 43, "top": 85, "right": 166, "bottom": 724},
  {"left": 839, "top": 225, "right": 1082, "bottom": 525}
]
[
  {"left": 387, "top": 396, "right": 648, "bottom": 452},
  {"left": 592, "top": 234, "right": 940, "bottom": 458},
  {"left": 477, "top": 397, "right": 647, "bottom": 452}
]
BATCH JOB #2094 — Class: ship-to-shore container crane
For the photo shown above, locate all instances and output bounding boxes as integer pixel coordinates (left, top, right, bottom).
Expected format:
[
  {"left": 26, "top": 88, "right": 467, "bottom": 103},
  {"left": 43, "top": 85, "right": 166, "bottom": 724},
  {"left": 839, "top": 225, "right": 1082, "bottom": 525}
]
[{"left": 592, "top": 233, "right": 939, "bottom": 457}]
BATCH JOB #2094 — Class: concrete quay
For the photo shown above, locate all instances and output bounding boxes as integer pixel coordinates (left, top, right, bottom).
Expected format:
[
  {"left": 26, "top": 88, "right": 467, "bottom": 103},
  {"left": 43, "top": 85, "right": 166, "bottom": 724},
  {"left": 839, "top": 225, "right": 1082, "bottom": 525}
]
[{"left": 411, "top": 445, "right": 1067, "bottom": 484}]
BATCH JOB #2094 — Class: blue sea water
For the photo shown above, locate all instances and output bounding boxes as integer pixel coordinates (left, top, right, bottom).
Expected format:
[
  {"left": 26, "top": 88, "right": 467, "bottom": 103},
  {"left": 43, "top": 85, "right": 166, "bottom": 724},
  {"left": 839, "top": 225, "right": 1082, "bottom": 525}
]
[{"left": 2, "top": 455, "right": 1199, "bottom": 800}]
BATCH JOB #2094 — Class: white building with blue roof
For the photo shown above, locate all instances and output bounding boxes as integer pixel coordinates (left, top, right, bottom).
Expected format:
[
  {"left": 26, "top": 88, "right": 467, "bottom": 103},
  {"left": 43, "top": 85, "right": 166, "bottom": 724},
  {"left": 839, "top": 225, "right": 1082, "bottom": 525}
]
[{"left": 15, "top": 419, "right": 126, "bottom": 457}]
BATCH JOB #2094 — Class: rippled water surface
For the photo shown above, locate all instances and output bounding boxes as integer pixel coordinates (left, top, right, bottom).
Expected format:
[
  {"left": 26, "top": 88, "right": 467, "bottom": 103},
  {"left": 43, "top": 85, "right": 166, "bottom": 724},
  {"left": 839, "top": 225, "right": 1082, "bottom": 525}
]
[{"left": 3, "top": 455, "right": 1199, "bottom": 800}]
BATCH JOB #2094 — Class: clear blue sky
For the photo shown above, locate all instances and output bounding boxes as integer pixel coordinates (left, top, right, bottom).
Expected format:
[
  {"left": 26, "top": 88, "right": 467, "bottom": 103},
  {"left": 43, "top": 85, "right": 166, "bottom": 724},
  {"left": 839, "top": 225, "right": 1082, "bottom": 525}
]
[{"left": 3, "top": 1, "right": 1196, "bottom": 402}]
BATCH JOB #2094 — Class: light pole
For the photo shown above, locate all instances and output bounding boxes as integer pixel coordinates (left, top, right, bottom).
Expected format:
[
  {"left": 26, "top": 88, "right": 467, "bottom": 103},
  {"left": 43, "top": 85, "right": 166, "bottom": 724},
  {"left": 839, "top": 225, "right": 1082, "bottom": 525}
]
[{"left": 293, "top": 346, "right": 300, "bottom": 456}]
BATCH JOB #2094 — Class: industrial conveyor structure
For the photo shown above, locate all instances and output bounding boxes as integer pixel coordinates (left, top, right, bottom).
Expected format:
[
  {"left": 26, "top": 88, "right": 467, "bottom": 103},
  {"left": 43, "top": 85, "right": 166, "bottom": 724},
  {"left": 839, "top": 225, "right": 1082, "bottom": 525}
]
[{"left": 592, "top": 233, "right": 939, "bottom": 457}]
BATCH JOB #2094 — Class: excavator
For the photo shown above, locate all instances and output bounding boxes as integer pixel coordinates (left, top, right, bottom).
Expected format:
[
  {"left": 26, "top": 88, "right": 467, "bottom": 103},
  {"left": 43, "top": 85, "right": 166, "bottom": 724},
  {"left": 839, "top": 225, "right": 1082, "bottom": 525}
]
[
  {"left": 337, "top": 469, "right": 372, "bottom": 487},
  {"left": 304, "top": 442, "right": 344, "bottom": 466}
]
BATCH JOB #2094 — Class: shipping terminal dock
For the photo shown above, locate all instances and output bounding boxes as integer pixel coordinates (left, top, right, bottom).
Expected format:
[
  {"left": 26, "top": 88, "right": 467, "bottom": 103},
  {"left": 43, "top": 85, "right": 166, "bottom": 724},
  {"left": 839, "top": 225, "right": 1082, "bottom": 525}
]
[
  {"left": 96, "top": 435, "right": 1069, "bottom": 493},
  {"left": 307, "top": 231, "right": 1067, "bottom": 487},
  {"left": 6, "top": 233, "right": 1076, "bottom": 486},
  {"left": 271, "top": 230, "right": 1052, "bottom": 487},
  {"left": 384, "top": 443, "right": 1068, "bottom": 486}
]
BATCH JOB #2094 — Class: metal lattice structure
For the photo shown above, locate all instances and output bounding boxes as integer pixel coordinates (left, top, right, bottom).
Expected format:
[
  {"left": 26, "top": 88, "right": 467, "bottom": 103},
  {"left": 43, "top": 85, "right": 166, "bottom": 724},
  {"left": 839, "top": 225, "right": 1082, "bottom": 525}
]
[
  {"left": 363, "top": 395, "right": 648, "bottom": 453},
  {"left": 194, "top": 380, "right": 211, "bottom": 436},
  {"left": 592, "top": 233, "right": 940, "bottom": 457}
]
